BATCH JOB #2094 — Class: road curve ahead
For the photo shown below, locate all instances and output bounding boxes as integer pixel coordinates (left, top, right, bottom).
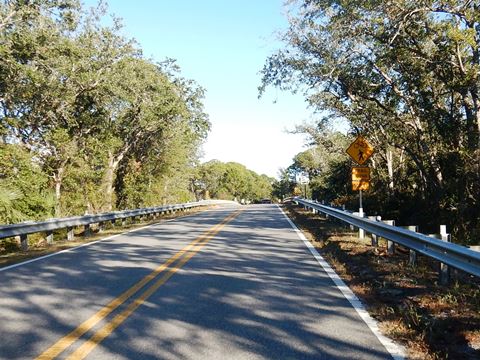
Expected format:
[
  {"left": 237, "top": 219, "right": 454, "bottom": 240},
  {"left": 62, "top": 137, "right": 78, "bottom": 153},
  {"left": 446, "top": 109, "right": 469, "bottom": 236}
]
[{"left": 0, "top": 204, "right": 401, "bottom": 360}]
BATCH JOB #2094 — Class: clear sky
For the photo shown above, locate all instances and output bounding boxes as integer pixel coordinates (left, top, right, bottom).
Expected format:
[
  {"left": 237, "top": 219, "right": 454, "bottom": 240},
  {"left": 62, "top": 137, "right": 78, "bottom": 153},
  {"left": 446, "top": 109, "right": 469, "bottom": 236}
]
[{"left": 83, "top": 0, "right": 313, "bottom": 178}]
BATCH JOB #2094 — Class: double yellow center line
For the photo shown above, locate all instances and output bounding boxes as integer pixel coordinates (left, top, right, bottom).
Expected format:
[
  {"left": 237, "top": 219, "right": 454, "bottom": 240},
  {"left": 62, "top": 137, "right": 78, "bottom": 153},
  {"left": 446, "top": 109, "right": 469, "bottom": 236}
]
[{"left": 37, "top": 209, "right": 242, "bottom": 360}]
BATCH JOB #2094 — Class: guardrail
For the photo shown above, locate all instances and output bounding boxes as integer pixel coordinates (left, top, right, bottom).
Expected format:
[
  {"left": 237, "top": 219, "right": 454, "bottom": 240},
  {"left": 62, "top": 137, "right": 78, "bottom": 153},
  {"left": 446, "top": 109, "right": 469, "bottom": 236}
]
[
  {"left": 0, "top": 200, "right": 235, "bottom": 251},
  {"left": 294, "top": 198, "right": 480, "bottom": 283}
]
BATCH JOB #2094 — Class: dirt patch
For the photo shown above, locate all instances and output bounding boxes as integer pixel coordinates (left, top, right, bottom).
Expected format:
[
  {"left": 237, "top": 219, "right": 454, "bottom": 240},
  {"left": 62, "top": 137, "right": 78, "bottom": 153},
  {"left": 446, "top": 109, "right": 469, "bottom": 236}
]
[
  {"left": 283, "top": 202, "right": 480, "bottom": 360},
  {"left": 0, "top": 207, "right": 211, "bottom": 269}
]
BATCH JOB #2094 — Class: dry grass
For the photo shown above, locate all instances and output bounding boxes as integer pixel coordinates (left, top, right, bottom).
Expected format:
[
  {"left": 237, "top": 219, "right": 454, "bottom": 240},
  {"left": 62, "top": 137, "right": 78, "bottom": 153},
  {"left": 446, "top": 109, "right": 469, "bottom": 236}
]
[
  {"left": 0, "top": 207, "right": 210, "bottom": 269},
  {"left": 284, "top": 202, "right": 480, "bottom": 360}
]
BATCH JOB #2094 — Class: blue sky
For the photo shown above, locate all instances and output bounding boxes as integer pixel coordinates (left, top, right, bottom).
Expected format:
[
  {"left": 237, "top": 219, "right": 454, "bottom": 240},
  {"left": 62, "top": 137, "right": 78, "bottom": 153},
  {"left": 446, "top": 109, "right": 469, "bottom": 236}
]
[{"left": 84, "top": 1, "right": 313, "bottom": 178}]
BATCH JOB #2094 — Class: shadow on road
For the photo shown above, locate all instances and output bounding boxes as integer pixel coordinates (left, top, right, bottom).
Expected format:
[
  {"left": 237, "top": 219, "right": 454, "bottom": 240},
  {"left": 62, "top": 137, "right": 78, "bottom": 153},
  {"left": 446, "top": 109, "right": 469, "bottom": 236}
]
[{"left": 0, "top": 205, "right": 393, "bottom": 360}]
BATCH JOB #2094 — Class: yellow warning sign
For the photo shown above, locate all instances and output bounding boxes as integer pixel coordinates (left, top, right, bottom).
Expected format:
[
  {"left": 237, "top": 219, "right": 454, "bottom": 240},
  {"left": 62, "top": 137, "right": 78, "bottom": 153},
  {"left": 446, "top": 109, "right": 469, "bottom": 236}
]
[
  {"left": 352, "top": 180, "right": 370, "bottom": 191},
  {"left": 352, "top": 167, "right": 370, "bottom": 181},
  {"left": 346, "top": 136, "right": 374, "bottom": 165},
  {"left": 351, "top": 167, "right": 370, "bottom": 191}
]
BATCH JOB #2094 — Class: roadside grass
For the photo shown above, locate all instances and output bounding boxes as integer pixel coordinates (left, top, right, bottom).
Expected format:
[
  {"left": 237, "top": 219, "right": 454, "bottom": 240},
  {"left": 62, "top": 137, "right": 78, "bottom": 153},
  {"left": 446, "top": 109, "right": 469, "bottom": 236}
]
[
  {"left": 0, "top": 207, "right": 210, "bottom": 269},
  {"left": 284, "top": 202, "right": 480, "bottom": 360}
]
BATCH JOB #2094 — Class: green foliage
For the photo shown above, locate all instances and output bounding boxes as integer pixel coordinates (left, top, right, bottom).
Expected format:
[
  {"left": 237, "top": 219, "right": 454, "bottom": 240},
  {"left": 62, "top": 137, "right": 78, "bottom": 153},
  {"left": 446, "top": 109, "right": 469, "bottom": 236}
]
[
  {"left": 271, "top": 168, "right": 297, "bottom": 200},
  {"left": 0, "top": 0, "right": 210, "bottom": 221},
  {"left": 0, "top": 144, "right": 54, "bottom": 223},
  {"left": 194, "top": 161, "right": 273, "bottom": 202}
]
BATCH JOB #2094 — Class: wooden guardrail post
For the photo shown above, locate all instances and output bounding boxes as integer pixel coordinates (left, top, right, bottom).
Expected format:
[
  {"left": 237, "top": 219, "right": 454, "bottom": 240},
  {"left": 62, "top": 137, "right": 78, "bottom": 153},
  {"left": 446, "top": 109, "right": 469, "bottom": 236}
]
[
  {"left": 16, "top": 234, "right": 28, "bottom": 251},
  {"left": 382, "top": 220, "right": 395, "bottom": 254},
  {"left": 358, "top": 210, "right": 366, "bottom": 239},
  {"left": 341, "top": 205, "right": 349, "bottom": 229},
  {"left": 84, "top": 224, "right": 91, "bottom": 237},
  {"left": 427, "top": 225, "right": 451, "bottom": 285},
  {"left": 368, "top": 216, "right": 381, "bottom": 247},
  {"left": 439, "top": 225, "right": 451, "bottom": 285},
  {"left": 67, "top": 227, "right": 74, "bottom": 241},
  {"left": 320, "top": 201, "right": 330, "bottom": 220},
  {"left": 46, "top": 230, "right": 54, "bottom": 245},
  {"left": 400, "top": 225, "right": 419, "bottom": 266}
]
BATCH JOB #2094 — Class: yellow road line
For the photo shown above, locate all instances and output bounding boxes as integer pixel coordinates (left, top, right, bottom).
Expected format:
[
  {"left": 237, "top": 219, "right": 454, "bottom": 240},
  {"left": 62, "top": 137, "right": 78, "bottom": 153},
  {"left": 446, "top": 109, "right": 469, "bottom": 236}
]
[
  {"left": 36, "top": 210, "right": 241, "bottom": 360},
  {"left": 66, "top": 209, "right": 241, "bottom": 359}
]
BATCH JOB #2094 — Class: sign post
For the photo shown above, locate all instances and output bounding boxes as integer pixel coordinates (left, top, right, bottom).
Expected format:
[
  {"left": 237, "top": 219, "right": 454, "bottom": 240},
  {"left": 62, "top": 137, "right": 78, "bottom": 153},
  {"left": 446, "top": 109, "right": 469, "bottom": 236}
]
[
  {"left": 346, "top": 137, "right": 374, "bottom": 239},
  {"left": 298, "top": 173, "right": 309, "bottom": 199}
]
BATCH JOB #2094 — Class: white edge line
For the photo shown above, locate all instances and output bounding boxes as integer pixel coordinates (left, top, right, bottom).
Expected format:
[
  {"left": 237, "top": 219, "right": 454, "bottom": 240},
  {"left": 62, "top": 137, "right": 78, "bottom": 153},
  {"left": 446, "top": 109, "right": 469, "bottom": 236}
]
[
  {"left": 0, "top": 216, "right": 185, "bottom": 274},
  {"left": 277, "top": 205, "right": 406, "bottom": 360}
]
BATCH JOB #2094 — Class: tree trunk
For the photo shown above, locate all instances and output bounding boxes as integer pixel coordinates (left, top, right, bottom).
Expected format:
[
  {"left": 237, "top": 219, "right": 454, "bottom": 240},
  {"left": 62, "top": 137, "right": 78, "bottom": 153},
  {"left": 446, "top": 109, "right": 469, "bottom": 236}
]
[
  {"left": 462, "top": 92, "right": 479, "bottom": 150},
  {"left": 471, "top": 89, "right": 480, "bottom": 149},
  {"left": 399, "top": 145, "right": 428, "bottom": 195},
  {"left": 53, "top": 166, "right": 65, "bottom": 218},
  {"left": 386, "top": 148, "right": 394, "bottom": 191},
  {"left": 104, "top": 155, "right": 116, "bottom": 212},
  {"left": 103, "top": 149, "right": 128, "bottom": 212}
]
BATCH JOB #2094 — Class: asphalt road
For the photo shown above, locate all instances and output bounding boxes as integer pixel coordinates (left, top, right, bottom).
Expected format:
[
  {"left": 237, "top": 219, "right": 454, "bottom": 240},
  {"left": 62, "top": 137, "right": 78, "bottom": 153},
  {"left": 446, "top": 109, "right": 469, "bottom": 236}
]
[{"left": 0, "top": 204, "right": 400, "bottom": 359}]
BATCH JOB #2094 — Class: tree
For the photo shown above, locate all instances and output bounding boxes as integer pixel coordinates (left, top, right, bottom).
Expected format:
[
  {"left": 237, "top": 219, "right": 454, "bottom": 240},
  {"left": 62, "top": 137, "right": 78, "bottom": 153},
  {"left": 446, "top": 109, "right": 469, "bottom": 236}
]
[
  {"left": 261, "top": 0, "right": 480, "bottom": 243},
  {"left": 0, "top": 143, "right": 53, "bottom": 223},
  {"left": 195, "top": 161, "right": 273, "bottom": 202},
  {"left": 0, "top": 0, "right": 138, "bottom": 215},
  {"left": 272, "top": 168, "right": 296, "bottom": 200},
  {"left": 0, "top": 0, "right": 211, "bottom": 221}
]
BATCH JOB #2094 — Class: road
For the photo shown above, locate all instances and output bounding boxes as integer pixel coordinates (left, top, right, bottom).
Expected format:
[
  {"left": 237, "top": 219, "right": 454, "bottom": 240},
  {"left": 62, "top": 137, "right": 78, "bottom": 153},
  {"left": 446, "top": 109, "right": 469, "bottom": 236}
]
[{"left": 0, "top": 204, "right": 402, "bottom": 359}]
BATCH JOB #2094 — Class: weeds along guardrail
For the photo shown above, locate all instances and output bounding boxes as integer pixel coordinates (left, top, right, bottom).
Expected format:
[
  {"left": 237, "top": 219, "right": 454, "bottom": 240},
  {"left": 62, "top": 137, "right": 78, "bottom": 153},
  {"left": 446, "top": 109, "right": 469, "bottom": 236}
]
[
  {"left": 294, "top": 197, "right": 480, "bottom": 285},
  {"left": 0, "top": 200, "right": 235, "bottom": 251}
]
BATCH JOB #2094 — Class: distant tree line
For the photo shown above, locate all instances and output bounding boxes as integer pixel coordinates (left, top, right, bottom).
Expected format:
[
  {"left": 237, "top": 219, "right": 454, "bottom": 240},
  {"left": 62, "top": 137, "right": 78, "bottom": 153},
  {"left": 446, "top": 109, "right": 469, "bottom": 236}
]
[
  {"left": 193, "top": 160, "right": 274, "bottom": 203},
  {"left": 263, "top": 0, "right": 480, "bottom": 244}
]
